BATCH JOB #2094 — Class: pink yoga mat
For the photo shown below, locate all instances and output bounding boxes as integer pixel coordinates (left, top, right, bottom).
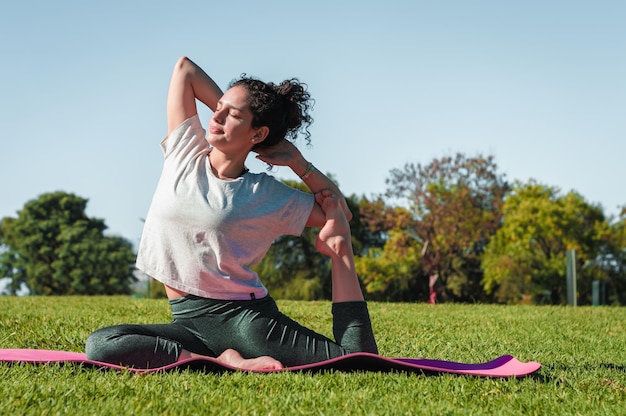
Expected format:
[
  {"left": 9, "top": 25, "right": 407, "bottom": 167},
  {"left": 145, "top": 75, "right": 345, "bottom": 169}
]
[{"left": 0, "top": 349, "right": 540, "bottom": 377}]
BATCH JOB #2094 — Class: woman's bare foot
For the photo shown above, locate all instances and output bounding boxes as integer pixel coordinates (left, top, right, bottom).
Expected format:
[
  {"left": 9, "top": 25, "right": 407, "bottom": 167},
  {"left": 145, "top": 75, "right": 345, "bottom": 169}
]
[
  {"left": 178, "top": 348, "right": 283, "bottom": 371},
  {"left": 216, "top": 349, "right": 284, "bottom": 371},
  {"left": 315, "top": 190, "right": 351, "bottom": 258}
]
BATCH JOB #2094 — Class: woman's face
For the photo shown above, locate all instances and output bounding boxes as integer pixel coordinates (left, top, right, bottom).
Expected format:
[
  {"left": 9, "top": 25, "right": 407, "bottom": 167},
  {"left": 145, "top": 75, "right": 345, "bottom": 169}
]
[{"left": 207, "top": 85, "right": 260, "bottom": 152}]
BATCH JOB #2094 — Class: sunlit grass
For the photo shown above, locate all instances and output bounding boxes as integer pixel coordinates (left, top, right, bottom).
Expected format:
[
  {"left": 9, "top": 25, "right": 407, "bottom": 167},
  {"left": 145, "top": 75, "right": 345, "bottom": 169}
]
[{"left": 1, "top": 297, "right": 625, "bottom": 415}]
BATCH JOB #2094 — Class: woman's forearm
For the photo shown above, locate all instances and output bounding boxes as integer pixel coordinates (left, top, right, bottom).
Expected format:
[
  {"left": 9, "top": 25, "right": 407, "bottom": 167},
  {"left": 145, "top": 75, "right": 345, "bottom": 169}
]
[{"left": 290, "top": 157, "right": 352, "bottom": 221}]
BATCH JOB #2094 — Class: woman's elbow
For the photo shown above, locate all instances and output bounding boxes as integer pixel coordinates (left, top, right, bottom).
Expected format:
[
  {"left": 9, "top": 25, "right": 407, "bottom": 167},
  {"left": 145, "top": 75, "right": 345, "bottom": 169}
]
[
  {"left": 173, "top": 56, "right": 189, "bottom": 70},
  {"left": 341, "top": 200, "right": 353, "bottom": 222}
]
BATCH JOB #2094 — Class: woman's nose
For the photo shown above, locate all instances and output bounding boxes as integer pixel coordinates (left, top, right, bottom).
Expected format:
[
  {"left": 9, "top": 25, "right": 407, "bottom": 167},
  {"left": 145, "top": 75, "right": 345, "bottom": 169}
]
[{"left": 212, "top": 109, "right": 225, "bottom": 124}]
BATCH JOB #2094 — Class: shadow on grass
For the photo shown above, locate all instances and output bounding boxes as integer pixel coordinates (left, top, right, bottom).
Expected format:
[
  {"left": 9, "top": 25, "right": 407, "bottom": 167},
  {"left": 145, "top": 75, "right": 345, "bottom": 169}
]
[
  {"left": 545, "top": 362, "right": 626, "bottom": 372},
  {"left": 531, "top": 362, "right": 626, "bottom": 383}
]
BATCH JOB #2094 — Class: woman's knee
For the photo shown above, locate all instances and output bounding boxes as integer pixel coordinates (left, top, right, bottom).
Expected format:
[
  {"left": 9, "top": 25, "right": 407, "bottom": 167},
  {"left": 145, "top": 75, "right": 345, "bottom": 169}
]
[{"left": 85, "top": 326, "right": 126, "bottom": 361}]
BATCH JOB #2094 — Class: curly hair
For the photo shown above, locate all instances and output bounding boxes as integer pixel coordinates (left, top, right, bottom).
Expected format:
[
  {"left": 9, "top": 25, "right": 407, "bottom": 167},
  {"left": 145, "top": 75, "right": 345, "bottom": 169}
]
[{"left": 229, "top": 76, "right": 314, "bottom": 149}]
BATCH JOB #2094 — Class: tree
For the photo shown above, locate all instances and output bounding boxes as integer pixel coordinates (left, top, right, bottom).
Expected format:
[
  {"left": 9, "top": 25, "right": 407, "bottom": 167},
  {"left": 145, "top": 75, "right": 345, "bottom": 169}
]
[
  {"left": 386, "top": 153, "right": 508, "bottom": 302},
  {"left": 355, "top": 197, "right": 427, "bottom": 301},
  {"left": 481, "top": 181, "right": 610, "bottom": 304},
  {"left": 588, "top": 206, "right": 626, "bottom": 305},
  {"left": 0, "top": 192, "right": 136, "bottom": 295},
  {"left": 356, "top": 196, "right": 413, "bottom": 254},
  {"left": 610, "top": 207, "right": 626, "bottom": 303}
]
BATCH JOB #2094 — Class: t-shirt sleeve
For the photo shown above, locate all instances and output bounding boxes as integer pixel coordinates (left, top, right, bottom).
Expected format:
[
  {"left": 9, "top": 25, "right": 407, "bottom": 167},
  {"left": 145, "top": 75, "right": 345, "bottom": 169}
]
[
  {"left": 281, "top": 186, "right": 315, "bottom": 236},
  {"left": 254, "top": 175, "right": 315, "bottom": 237}
]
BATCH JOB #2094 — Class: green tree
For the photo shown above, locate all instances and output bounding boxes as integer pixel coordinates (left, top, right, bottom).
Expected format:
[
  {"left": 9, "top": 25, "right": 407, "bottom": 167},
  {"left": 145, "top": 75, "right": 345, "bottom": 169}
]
[
  {"left": 0, "top": 192, "right": 136, "bottom": 295},
  {"left": 481, "top": 181, "right": 610, "bottom": 304},
  {"left": 589, "top": 206, "right": 626, "bottom": 304},
  {"left": 386, "top": 153, "right": 508, "bottom": 302},
  {"left": 356, "top": 230, "right": 427, "bottom": 301},
  {"left": 355, "top": 197, "right": 426, "bottom": 301},
  {"left": 611, "top": 207, "right": 626, "bottom": 303}
]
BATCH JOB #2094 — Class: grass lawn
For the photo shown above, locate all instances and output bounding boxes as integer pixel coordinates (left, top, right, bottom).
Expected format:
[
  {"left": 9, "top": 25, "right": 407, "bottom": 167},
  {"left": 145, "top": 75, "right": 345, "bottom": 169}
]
[{"left": 1, "top": 296, "right": 625, "bottom": 415}]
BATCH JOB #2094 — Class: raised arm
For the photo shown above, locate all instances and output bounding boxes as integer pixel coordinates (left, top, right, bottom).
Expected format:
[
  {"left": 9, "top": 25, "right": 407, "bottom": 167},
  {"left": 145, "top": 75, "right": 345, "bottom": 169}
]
[{"left": 167, "top": 56, "right": 223, "bottom": 133}]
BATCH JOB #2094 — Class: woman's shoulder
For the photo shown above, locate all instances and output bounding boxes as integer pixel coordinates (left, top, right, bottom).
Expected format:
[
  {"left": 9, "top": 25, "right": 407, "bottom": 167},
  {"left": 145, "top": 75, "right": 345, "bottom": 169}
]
[
  {"left": 245, "top": 170, "right": 279, "bottom": 187},
  {"left": 246, "top": 171, "right": 313, "bottom": 199}
]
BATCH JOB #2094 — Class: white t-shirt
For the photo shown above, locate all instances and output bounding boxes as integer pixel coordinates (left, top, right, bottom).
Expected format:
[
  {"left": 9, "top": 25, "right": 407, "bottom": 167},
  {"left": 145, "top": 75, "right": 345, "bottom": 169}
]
[{"left": 136, "top": 115, "right": 314, "bottom": 300}]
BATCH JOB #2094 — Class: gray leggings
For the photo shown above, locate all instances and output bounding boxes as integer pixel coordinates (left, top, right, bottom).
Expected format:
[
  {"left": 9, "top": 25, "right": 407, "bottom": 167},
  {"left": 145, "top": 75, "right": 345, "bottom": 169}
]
[{"left": 85, "top": 295, "right": 378, "bottom": 368}]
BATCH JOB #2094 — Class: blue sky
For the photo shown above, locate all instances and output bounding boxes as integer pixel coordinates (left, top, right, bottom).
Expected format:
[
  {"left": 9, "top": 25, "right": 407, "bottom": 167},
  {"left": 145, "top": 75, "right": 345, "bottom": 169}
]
[{"left": 1, "top": 0, "right": 624, "bottom": 247}]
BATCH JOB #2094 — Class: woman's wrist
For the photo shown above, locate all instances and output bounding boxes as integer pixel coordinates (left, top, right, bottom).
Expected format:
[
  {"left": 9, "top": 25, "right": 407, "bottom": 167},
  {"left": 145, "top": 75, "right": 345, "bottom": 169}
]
[
  {"left": 291, "top": 157, "right": 311, "bottom": 178},
  {"left": 299, "top": 162, "right": 316, "bottom": 180}
]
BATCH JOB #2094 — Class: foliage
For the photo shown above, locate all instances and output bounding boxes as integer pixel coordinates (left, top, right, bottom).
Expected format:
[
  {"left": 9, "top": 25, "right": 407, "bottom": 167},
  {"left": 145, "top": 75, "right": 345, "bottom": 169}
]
[
  {"left": 0, "top": 192, "right": 136, "bottom": 295},
  {"left": 386, "top": 153, "right": 508, "bottom": 301},
  {"left": 2, "top": 296, "right": 626, "bottom": 415},
  {"left": 481, "top": 181, "right": 612, "bottom": 304},
  {"left": 591, "top": 207, "right": 626, "bottom": 304},
  {"left": 4, "top": 155, "right": 621, "bottom": 305},
  {"left": 149, "top": 278, "right": 168, "bottom": 298},
  {"left": 355, "top": 197, "right": 426, "bottom": 301},
  {"left": 356, "top": 231, "right": 426, "bottom": 301},
  {"left": 351, "top": 196, "right": 397, "bottom": 255}
]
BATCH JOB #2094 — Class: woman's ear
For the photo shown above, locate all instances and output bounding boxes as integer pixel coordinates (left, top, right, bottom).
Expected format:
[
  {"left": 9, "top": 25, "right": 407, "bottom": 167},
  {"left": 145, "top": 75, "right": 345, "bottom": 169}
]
[{"left": 252, "top": 126, "right": 269, "bottom": 143}]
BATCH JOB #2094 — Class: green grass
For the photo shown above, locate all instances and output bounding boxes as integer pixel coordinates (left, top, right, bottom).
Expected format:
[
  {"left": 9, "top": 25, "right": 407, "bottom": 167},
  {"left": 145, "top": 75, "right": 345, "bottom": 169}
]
[{"left": 1, "top": 297, "right": 625, "bottom": 415}]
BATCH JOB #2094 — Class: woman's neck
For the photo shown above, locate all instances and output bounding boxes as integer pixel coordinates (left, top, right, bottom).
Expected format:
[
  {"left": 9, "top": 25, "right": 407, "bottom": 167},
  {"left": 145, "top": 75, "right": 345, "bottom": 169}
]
[{"left": 208, "top": 148, "right": 248, "bottom": 180}]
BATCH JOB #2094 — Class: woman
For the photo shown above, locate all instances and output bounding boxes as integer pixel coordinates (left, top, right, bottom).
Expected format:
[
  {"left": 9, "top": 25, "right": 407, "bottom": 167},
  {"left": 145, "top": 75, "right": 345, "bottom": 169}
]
[{"left": 85, "top": 56, "right": 377, "bottom": 370}]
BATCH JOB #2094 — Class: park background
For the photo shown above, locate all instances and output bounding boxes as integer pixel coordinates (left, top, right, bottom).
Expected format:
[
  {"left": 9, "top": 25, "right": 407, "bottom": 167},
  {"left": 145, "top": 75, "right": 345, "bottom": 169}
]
[
  {"left": 2, "top": 3, "right": 626, "bottom": 413},
  {"left": 1, "top": 1, "right": 625, "bottom": 303}
]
